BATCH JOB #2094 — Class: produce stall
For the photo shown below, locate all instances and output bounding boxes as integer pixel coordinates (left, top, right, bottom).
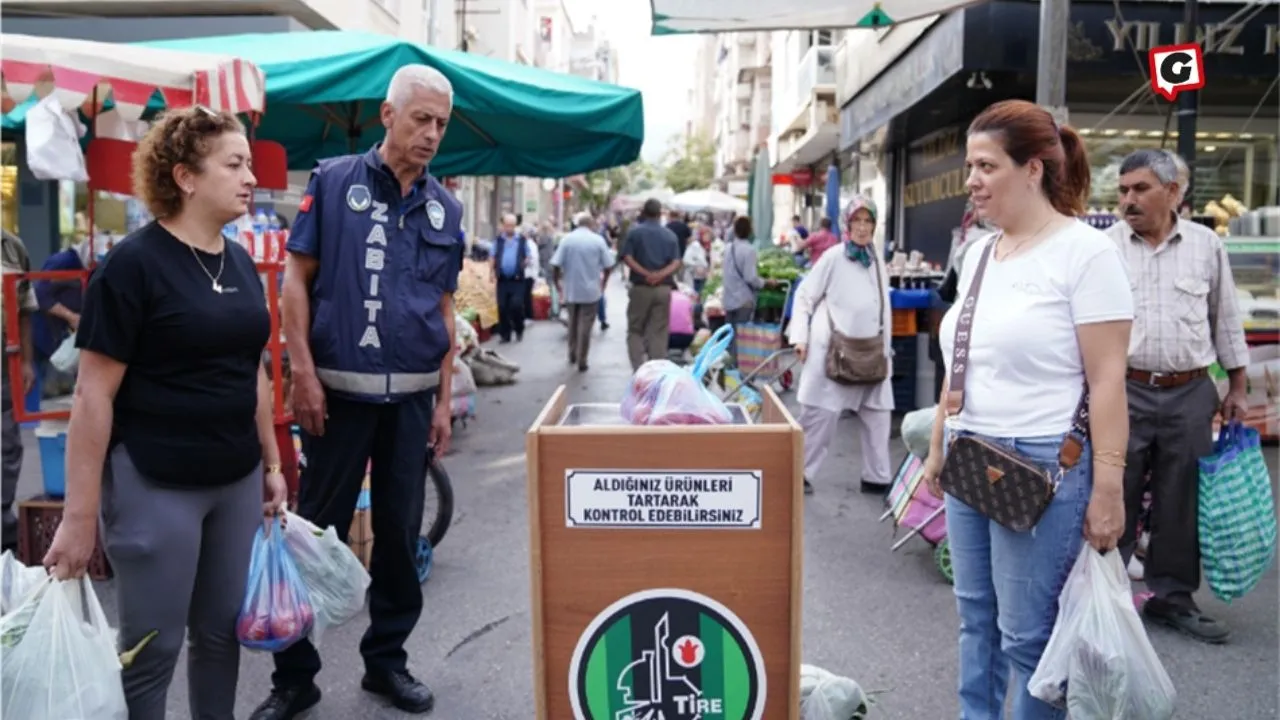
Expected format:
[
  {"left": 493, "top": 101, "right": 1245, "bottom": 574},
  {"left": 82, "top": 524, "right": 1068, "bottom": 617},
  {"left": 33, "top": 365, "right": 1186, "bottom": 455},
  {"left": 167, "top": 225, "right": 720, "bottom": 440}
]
[
  {"left": 525, "top": 385, "right": 803, "bottom": 720},
  {"left": 456, "top": 258, "right": 499, "bottom": 339}
]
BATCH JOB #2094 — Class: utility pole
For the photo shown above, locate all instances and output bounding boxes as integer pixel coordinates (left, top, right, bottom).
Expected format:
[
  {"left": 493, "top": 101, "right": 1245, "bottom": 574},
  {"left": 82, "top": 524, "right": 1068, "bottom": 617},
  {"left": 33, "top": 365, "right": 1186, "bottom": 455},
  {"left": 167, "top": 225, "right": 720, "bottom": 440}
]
[
  {"left": 1036, "top": 0, "right": 1071, "bottom": 123},
  {"left": 1175, "top": 0, "right": 1199, "bottom": 210}
]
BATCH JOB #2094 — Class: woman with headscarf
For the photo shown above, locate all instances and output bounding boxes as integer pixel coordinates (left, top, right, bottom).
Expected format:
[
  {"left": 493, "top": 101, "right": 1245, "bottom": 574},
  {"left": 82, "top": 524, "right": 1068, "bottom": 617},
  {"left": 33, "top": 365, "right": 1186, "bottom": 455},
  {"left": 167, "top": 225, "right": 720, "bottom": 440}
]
[{"left": 787, "top": 195, "right": 894, "bottom": 496}]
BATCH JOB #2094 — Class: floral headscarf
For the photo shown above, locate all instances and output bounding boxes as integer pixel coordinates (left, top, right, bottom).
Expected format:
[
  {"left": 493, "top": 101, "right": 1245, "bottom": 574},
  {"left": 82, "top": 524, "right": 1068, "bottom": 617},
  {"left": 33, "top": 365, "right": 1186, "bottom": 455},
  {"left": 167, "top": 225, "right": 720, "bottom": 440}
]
[{"left": 842, "top": 194, "right": 878, "bottom": 266}]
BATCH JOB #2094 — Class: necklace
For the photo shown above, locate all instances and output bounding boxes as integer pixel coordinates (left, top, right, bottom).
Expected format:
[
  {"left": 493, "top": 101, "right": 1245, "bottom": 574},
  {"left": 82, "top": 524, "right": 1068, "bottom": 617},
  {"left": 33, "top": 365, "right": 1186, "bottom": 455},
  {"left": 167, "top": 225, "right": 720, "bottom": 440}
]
[
  {"left": 996, "top": 216, "right": 1055, "bottom": 260},
  {"left": 187, "top": 241, "right": 227, "bottom": 293}
]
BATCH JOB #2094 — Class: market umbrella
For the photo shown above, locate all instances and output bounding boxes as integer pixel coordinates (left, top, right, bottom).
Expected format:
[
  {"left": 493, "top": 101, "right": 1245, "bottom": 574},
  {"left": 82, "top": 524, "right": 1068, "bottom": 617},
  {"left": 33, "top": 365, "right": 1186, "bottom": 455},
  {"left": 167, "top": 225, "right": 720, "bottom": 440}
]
[
  {"left": 1, "top": 32, "right": 264, "bottom": 139},
  {"left": 824, "top": 163, "right": 841, "bottom": 231},
  {"left": 748, "top": 146, "right": 773, "bottom": 249},
  {"left": 649, "top": 0, "right": 985, "bottom": 33},
  {"left": 669, "top": 188, "right": 747, "bottom": 215},
  {"left": 141, "top": 31, "right": 645, "bottom": 178}
]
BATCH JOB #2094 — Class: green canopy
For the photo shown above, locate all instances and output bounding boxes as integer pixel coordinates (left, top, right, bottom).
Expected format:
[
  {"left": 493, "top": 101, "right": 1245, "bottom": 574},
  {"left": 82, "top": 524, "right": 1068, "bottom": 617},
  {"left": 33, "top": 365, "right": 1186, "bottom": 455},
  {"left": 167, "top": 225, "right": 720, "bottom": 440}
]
[{"left": 139, "top": 31, "right": 644, "bottom": 178}]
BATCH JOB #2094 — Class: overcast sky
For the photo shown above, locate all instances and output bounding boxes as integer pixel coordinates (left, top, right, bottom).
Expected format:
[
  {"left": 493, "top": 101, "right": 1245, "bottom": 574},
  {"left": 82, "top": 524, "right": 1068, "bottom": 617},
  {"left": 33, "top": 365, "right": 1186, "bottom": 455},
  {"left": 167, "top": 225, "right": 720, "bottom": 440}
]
[{"left": 567, "top": 0, "right": 700, "bottom": 163}]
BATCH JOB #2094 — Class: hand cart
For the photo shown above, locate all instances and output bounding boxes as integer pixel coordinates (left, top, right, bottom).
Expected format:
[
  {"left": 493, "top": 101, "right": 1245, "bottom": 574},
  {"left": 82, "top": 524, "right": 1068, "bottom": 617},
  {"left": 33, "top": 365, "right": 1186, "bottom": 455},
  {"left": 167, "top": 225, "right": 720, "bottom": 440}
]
[
  {"left": 727, "top": 279, "right": 800, "bottom": 393},
  {"left": 879, "top": 453, "right": 951, "bottom": 584}
]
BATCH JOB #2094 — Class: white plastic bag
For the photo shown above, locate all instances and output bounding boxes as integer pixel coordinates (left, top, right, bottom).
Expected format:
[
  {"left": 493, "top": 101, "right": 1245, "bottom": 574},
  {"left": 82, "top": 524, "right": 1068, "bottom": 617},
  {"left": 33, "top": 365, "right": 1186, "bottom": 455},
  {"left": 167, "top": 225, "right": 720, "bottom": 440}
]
[
  {"left": 281, "top": 511, "right": 371, "bottom": 645},
  {"left": 452, "top": 354, "right": 477, "bottom": 398},
  {"left": 25, "top": 94, "right": 89, "bottom": 183},
  {"left": 0, "top": 576, "right": 127, "bottom": 720},
  {"left": 51, "top": 332, "right": 80, "bottom": 374},
  {"left": 800, "top": 664, "right": 873, "bottom": 719},
  {"left": 0, "top": 550, "right": 48, "bottom": 616},
  {"left": 1028, "top": 546, "right": 1176, "bottom": 719},
  {"left": 900, "top": 405, "right": 936, "bottom": 460}
]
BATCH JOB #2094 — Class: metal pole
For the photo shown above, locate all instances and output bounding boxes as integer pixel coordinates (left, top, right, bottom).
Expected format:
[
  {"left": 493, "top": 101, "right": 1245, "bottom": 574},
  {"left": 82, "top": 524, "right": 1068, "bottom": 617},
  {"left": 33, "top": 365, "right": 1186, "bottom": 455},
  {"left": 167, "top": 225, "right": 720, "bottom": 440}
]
[
  {"left": 1175, "top": 0, "right": 1200, "bottom": 211},
  {"left": 1036, "top": 0, "right": 1071, "bottom": 116}
]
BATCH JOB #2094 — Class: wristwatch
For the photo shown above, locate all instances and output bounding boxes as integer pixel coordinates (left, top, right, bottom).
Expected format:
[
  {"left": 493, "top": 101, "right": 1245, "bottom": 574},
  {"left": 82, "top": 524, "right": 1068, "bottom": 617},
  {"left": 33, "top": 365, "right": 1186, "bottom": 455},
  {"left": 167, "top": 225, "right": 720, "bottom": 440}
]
[{"left": 265, "top": 463, "right": 283, "bottom": 475}]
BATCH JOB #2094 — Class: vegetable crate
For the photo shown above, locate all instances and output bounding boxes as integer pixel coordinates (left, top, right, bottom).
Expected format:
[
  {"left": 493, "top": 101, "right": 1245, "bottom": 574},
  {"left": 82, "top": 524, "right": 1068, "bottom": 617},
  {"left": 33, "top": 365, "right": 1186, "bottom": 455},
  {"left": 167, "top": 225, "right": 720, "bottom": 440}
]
[
  {"left": 878, "top": 455, "right": 951, "bottom": 584},
  {"left": 17, "top": 496, "right": 113, "bottom": 580}
]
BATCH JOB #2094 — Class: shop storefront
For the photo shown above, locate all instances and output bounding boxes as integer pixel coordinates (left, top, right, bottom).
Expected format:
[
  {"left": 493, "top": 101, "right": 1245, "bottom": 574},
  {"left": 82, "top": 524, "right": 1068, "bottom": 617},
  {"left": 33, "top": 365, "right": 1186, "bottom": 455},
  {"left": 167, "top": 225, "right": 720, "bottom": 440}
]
[{"left": 839, "top": 0, "right": 1279, "bottom": 266}]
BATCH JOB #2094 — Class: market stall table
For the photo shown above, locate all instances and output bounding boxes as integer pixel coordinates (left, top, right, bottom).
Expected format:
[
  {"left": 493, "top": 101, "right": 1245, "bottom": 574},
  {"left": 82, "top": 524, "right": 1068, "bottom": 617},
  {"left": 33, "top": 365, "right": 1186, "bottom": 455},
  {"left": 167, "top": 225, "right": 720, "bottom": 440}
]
[{"left": 525, "top": 386, "right": 803, "bottom": 720}]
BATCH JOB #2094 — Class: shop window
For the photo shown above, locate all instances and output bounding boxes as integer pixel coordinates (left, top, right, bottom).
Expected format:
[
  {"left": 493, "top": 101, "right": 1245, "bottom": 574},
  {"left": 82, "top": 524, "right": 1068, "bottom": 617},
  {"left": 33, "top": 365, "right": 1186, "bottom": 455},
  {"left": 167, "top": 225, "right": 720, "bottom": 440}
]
[{"left": 1083, "top": 131, "right": 1278, "bottom": 215}]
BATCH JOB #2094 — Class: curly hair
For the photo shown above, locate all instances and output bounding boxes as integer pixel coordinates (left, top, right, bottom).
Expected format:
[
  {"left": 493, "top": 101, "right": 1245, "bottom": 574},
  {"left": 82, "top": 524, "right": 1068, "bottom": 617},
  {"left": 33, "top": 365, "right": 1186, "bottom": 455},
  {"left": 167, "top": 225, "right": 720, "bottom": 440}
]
[{"left": 131, "top": 106, "right": 245, "bottom": 219}]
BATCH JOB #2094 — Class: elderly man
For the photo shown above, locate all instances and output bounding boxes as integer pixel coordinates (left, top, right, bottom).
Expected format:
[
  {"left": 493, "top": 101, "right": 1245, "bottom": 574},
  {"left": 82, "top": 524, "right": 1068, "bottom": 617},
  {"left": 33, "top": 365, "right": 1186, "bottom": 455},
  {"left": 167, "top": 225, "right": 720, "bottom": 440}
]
[
  {"left": 1107, "top": 149, "right": 1249, "bottom": 645},
  {"left": 551, "top": 212, "right": 616, "bottom": 371},
  {"left": 254, "top": 65, "right": 464, "bottom": 719},
  {"left": 491, "top": 212, "right": 529, "bottom": 342},
  {"left": 621, "top": 199, "right": 681, "bottom": 370}
]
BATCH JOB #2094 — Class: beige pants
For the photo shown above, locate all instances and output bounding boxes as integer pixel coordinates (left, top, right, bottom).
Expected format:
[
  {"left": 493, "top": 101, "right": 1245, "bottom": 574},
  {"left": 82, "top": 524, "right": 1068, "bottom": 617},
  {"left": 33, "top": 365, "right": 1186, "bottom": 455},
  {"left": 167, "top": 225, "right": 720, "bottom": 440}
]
[
  {"left": 626, "top": 284, "right": 671, "bottom": 370},
  {"left": 566, "top": 302, "right": 596, "bottom": 368},
  {"left": 799, "top": 403, "right": 892, "bottom": 485}
]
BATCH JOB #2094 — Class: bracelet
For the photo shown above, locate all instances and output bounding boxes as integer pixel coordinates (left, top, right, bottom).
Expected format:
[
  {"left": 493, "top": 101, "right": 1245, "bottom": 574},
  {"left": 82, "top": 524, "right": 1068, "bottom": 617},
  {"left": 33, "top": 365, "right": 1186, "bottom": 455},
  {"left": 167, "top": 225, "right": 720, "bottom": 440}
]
[
  {"left": 1093, "top": 455, "right": 1126, "bottom": 468},
  {"left": 265, "top": 463, "right": 283, "bottom": 475},
  {"left": 1092, "top": 449, "right": 1125, "bottom": 459}
]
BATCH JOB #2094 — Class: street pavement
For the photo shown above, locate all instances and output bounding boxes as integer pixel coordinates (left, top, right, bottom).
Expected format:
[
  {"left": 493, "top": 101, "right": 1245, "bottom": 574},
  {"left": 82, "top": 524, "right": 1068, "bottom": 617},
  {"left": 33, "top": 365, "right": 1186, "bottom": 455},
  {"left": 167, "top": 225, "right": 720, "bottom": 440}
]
[{"left": 12, "top": 276, "right": 1280, "bottom": 719}]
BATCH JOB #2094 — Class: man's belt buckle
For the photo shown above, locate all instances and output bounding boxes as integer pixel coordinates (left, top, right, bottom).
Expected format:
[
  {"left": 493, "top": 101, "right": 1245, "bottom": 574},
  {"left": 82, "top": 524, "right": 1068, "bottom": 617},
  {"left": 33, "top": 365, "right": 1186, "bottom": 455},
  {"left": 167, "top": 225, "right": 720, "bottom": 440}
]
[{"left": 1146, "top": 371, "right": 1166, "bottom": 387}]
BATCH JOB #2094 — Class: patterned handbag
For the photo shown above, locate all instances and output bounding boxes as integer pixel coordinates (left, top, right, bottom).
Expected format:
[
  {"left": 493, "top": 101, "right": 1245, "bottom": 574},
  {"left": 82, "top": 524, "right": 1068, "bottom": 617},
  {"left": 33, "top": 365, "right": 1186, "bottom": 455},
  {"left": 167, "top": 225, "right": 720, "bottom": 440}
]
[{"left": 938, "top": 238, "right": 1090, "bottom": 533}]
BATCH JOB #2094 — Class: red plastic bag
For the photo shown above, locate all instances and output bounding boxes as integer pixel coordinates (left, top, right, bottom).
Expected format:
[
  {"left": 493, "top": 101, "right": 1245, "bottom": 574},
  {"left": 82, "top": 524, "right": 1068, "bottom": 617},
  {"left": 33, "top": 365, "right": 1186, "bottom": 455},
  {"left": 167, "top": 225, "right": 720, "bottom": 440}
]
[{"left": 236, "top": 517, "right": 315, "bottom": 652}]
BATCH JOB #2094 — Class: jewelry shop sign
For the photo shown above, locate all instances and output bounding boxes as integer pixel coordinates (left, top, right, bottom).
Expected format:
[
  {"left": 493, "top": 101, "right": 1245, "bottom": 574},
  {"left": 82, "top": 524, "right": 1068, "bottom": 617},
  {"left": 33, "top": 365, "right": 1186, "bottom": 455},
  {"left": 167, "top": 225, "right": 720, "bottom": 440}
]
[{"left": 565, "top": 470, "right": 762, "bottom": 530}]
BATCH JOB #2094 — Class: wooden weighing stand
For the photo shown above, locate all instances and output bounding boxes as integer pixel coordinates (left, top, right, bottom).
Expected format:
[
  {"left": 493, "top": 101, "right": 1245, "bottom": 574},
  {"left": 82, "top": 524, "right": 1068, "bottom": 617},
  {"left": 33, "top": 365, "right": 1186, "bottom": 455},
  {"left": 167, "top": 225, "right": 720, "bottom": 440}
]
[{"left": 526, "top": 385, "right": 804, "bottom": 720}]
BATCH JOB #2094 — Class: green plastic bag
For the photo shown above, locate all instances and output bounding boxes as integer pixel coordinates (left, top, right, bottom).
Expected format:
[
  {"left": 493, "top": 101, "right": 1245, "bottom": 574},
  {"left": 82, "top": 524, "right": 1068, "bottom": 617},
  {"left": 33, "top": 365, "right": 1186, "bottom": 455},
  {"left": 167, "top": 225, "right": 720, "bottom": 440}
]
[{"left": 1197, "top": 420, "right": 1278, "bottom": 603}]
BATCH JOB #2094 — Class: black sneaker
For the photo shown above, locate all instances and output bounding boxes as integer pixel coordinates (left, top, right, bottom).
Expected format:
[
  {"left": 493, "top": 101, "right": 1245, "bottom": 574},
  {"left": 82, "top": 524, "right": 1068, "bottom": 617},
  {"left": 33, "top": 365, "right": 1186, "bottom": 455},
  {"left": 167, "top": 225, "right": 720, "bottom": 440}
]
[
  {"left": 1143, "top": 597, "right": 1230, "bottom": 644},
  {"left": 362, "top": 670, "right": 435, "bottom": 714},
  {"left": 860, "top": 480, "right": 891, "bottom": 495},
  {"left": 248, "top": 684, "right": 321, "bottom": 720},
  {"left": 803, "top": 478, "right": 814, "bottom": 495}
]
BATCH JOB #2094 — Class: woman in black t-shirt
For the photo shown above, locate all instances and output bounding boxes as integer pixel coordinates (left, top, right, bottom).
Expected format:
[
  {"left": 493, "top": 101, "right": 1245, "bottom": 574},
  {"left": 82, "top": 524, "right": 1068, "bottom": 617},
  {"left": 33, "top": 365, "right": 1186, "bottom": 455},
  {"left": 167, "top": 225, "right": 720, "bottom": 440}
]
[{"left": 43, "top": 106, "right": 287, "bottom": 719}]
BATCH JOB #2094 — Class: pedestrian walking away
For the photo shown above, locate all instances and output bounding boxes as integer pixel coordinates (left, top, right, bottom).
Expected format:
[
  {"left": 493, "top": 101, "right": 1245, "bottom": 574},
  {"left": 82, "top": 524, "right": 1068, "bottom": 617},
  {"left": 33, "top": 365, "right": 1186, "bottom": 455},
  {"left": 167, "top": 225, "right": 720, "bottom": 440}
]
[
  {"left": 1, "top": 229, "right": 38, "bottom": 555},
  {"left": 921, "top": 100, "right": 1134, "bottom": 720},
  {"left": 254, "top": 64, "right": 465, "bottom": 719},
  {"left": 621, "top": 199, "right": 681, "bottom": 370},
  {"left": 720, "top": 216, "right": 773, "bottom": 366},
  {"left": 41, "top": 107, "right": 288, "bottom": 720},
  {"left": 788, "top": 196, "right": 894, "bottom": 497},
  {"left": 550, "top": 211, "right": 615, "bottom": 372},
  {"left": 1106, "top": 148, "right": 1250, "bottom": 644},
  {"left": 491, "top": 212, "right": 529, "bottom": 342}
]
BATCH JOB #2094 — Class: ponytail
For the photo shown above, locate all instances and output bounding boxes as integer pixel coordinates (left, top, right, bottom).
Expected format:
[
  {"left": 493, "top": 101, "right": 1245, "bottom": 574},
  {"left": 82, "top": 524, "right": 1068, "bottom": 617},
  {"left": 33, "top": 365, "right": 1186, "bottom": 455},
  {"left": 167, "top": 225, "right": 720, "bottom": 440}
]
[{"left": 1053, "top": 125, "right": 1091, "bottom": 216}]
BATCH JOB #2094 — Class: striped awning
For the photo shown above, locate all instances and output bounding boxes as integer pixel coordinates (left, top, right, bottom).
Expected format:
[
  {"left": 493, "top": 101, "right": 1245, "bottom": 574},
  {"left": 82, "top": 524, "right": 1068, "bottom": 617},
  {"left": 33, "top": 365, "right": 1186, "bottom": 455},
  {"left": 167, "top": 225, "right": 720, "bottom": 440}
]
[{"left": 1, "top": 33, "right": 266, "bottom": 120}]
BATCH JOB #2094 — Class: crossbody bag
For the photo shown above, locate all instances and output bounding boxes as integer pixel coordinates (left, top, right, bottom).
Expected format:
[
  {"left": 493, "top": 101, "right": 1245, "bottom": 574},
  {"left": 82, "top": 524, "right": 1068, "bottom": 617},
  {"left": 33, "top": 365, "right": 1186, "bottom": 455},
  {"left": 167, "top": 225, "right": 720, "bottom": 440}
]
[
  {"left": 823, "top": 252, "right": 889, "bottom": 385},
  {"left": 938, "top": 237, "right": 1090, "bottom": 533}
]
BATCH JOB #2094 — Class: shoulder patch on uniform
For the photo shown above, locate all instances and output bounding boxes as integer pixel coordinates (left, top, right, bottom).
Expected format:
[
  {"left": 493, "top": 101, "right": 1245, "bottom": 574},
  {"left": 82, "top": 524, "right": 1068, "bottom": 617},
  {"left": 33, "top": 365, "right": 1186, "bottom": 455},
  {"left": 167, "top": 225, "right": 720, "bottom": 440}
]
[
  {"left": 426, "top": 200, "right": 446, "bottom": 230},
  {"left": 298, "top": 195, "right": 314, "bottom": 213},
  {"left": 346, "top": 185, "right": 372, "bottom": 212}
]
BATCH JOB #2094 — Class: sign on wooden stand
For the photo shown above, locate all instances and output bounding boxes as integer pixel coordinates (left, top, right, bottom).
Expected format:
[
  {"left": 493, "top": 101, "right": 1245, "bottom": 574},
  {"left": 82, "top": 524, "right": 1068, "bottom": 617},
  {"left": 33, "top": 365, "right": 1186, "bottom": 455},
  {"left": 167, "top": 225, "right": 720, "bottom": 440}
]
[{"left": 526, "top": 386, "right": 804, "bottom": 720}]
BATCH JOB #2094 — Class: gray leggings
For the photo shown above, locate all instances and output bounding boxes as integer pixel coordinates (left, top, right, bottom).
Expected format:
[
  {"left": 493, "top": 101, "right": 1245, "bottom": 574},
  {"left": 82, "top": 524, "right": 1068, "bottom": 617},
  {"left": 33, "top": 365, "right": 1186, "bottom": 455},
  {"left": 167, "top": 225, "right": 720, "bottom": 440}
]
[{"left": 101, "top": 444, "right": 262, "bottom": 720}]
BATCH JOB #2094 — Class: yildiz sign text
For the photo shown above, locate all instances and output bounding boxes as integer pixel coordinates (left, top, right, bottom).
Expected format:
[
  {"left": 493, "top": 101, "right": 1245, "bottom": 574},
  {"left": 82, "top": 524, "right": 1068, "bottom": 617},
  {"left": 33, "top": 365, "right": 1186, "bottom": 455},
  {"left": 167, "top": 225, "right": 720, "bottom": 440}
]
[{"left": 565, "top": 470, "right": 763, "bottom": 530}]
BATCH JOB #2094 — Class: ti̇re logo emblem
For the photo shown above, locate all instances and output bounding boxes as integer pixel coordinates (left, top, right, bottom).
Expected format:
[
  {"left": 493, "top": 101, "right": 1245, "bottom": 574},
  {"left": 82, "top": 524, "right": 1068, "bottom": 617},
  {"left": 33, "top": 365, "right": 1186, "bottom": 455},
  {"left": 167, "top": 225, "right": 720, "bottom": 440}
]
[{"left": 569, "top": 588, "right": 766, "bottom": 720}]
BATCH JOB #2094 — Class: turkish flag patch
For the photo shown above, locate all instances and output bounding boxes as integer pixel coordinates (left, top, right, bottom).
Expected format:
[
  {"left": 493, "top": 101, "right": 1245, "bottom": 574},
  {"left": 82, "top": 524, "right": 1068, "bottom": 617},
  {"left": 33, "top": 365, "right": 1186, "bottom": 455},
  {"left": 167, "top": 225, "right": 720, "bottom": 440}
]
[{"left": 298, "top": 195, "right": 314, "bottom": 213}]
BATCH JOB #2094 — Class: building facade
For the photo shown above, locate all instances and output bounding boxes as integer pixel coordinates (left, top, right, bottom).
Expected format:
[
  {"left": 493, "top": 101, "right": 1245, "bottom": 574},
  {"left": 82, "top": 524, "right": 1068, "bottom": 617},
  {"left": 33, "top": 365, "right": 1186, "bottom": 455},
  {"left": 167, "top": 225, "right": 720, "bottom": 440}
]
[
  {"left": 700, "top": 32, "right": 772, "bottom": 199},
  {"left": 836, "top": 0, "right": 1279, "bottom": 266}
]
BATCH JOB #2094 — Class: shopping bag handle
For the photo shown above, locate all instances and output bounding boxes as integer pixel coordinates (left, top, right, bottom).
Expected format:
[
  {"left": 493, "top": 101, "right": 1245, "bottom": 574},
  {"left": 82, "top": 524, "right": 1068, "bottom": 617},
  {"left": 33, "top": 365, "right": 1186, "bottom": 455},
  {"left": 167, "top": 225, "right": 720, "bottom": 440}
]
[
  {"left": 691, "top": 324, "right": 734, "bottom": 381},
  {"left": 1215, "top": 419, "right": 1245, "bottom": 452}
]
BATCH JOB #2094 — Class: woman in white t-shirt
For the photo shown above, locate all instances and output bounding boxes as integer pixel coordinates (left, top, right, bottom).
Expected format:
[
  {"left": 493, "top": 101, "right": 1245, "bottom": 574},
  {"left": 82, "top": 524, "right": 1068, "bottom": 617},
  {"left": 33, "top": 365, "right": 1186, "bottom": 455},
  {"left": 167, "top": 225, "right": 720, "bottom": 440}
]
[{"left": 922, "top": 100, "right": 1134, "bottom": 720}]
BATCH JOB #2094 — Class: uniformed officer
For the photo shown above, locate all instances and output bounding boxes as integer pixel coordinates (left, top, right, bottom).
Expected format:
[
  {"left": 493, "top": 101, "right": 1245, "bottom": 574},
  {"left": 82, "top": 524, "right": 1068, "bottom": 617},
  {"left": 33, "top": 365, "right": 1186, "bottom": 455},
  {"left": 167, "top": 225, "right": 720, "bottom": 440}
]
[{"left": 251, "top": 65, "right": 464, "bottom": 719}]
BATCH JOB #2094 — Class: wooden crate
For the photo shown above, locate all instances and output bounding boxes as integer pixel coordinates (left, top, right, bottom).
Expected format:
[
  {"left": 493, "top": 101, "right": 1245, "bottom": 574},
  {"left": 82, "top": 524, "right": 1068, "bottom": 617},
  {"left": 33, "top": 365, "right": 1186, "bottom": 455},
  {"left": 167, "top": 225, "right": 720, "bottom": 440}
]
[{"left": 17, "top": 495, "right": 112, "bottom": 580}]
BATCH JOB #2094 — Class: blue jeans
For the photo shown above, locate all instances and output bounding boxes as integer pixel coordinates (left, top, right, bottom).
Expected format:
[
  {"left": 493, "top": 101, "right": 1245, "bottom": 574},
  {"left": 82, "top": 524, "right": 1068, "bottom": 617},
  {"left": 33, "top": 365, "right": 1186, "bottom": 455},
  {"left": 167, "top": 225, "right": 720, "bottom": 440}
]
[
  {"left": 944, "top": 431, "right": 1092, "bottom": 720},
  {"left": 597, "top": 296, "right": 606, "bottom": 324}
]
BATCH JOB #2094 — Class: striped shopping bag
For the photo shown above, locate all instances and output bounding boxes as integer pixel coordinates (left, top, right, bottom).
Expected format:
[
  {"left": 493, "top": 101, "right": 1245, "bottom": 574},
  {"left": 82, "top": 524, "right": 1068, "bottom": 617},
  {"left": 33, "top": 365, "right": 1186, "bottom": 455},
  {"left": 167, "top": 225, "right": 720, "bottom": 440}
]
[
  {"left": 1197, "top": 420, "right": 1278, "bottom": 603},
  {"left": 735, "top": 321, "right": 782, "bottom": 375}
]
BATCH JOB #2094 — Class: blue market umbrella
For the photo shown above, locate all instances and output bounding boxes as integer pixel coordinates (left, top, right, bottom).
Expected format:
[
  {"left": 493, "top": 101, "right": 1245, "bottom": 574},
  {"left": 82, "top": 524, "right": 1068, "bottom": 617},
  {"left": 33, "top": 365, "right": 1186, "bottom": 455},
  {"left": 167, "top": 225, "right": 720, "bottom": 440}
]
[{"left": 824, "top": 163, "right": 841, "bottom": 233}]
